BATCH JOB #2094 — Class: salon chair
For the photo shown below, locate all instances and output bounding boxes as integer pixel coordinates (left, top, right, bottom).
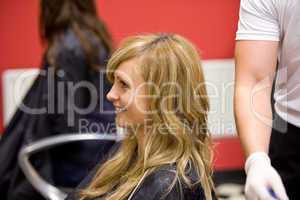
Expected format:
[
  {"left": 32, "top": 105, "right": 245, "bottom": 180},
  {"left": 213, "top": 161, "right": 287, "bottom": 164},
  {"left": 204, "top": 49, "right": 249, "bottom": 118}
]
[{"left": 18, "top": 133, "right": 121, "bottom": 200}]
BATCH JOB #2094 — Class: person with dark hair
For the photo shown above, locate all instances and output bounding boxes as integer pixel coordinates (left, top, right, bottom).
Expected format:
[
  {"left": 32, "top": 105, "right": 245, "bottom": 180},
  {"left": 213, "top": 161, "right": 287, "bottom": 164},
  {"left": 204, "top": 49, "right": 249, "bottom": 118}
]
[{"left": 0, "top": 0, "right": 115, "bottom": 199}]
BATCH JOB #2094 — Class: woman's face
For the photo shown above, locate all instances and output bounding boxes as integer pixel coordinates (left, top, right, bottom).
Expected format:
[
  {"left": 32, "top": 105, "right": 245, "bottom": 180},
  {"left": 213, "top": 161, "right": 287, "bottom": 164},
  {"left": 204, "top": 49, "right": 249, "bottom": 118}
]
[{"left": 107, "top": 58, "right": 148, "bottom": 129}]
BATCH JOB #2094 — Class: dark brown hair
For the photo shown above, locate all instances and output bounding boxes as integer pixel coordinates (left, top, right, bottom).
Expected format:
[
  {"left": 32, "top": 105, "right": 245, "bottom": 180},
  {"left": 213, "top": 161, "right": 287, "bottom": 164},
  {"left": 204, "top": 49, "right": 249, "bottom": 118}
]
[{"left": 40, "top": 0, "right": 113, "bottom": 70}]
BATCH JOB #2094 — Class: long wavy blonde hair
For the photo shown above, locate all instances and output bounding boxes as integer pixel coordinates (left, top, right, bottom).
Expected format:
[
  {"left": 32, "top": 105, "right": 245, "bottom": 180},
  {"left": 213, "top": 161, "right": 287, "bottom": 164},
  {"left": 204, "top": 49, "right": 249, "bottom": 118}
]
[{"left": 79, "top": 33, "right": 214, "bottom": 200}]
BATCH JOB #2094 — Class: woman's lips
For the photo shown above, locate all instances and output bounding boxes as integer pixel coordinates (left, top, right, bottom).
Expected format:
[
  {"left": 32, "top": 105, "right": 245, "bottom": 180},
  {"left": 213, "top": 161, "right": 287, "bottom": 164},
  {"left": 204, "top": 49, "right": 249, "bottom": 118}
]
[{"left": 115, "top": 107, "right": 127, "bottom": 113}]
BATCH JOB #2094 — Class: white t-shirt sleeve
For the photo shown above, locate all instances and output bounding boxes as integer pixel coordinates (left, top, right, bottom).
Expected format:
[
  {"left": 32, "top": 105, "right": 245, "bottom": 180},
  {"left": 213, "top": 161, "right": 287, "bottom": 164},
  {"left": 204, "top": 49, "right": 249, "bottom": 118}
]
[{"left": 236, "top": 0, "right": 280, "bottom": 41}]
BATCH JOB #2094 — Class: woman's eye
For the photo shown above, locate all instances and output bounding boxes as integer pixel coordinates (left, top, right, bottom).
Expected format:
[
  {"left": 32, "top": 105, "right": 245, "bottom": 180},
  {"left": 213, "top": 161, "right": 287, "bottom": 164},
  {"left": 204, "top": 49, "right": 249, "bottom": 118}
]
[{"left": 119, "top": 80, "right": 128, "bottom": 88}]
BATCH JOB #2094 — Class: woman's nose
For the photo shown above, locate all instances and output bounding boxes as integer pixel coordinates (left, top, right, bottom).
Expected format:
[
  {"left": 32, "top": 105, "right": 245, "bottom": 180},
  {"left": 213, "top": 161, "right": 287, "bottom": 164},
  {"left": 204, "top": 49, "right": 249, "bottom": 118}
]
[{"left": 106, "top": 87, "right": 119, "bottom": 102}]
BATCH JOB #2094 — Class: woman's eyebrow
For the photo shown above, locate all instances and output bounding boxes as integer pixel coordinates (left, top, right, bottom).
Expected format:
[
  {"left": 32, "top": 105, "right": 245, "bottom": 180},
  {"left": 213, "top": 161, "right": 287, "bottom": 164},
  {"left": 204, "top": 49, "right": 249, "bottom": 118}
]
[
  {"left": 114, "top": 73, "right": 130, "bottom": 84},
  {"left": 114, "top": 73, "right": 123, "bottom": 80}
]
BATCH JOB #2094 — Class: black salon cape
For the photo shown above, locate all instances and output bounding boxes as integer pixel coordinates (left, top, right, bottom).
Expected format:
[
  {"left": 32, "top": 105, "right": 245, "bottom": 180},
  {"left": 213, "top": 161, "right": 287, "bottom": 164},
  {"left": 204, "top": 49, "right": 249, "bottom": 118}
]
[
  {"left": 66, "top": 143, "right": 211, "bottom": 200},
  {"left": 0, "top": 29, "right": 115, "bottom": 200}
]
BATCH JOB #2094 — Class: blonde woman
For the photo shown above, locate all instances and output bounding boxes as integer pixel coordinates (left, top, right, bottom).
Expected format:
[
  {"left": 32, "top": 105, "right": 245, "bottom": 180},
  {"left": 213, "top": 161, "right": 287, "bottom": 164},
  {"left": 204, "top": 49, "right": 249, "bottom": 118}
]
[{"left": 67, "top": 34, "right": 215, "bottom": 200}]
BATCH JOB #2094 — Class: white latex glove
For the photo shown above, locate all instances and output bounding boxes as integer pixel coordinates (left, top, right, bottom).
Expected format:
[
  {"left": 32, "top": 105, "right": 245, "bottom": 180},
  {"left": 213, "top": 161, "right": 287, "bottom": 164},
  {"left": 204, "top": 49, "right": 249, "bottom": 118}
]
[{"left": 244, "top": 152, "right": 289, "bottom": 200}]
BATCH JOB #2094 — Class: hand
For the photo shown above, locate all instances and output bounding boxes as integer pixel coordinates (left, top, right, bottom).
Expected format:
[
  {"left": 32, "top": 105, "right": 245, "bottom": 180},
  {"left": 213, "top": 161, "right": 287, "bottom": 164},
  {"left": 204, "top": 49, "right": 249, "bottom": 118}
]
[{"left": 244, "top": 152, "right": 289, "bottom": 200}]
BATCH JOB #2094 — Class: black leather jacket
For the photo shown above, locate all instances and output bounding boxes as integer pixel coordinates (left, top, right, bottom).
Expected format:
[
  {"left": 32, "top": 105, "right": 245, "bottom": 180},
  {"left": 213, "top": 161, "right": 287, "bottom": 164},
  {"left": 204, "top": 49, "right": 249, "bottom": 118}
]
[{"left": 67, "top": 143, "right": 214, "bottom": 200}]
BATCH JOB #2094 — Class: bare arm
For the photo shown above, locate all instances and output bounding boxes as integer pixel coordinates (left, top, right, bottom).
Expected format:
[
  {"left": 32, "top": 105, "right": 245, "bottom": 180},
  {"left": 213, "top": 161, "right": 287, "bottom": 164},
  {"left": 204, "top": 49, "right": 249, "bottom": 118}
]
[{"left": 234, "top": 40, "right": 279, "bottom": 157}]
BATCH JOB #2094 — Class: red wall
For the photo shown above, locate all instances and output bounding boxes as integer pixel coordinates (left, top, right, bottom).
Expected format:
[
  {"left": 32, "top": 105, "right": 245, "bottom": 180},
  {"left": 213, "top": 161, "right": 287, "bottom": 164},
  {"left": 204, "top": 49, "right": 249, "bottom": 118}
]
[{"left": 0, "top": 0, "right": 243, "bottom": 170}]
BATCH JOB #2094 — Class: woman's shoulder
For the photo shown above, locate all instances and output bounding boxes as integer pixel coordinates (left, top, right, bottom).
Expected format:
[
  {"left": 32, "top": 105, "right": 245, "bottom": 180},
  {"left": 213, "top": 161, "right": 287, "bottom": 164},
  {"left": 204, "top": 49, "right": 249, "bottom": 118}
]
[
  {"left": 131, "top": 164, "right": 206, "bottom": 200},
  {"left": 58, "top": 29, "right": 106, "bottom": 54},
  {"left": 53, "top": 29, "right": 108, "bottom": 71}
]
